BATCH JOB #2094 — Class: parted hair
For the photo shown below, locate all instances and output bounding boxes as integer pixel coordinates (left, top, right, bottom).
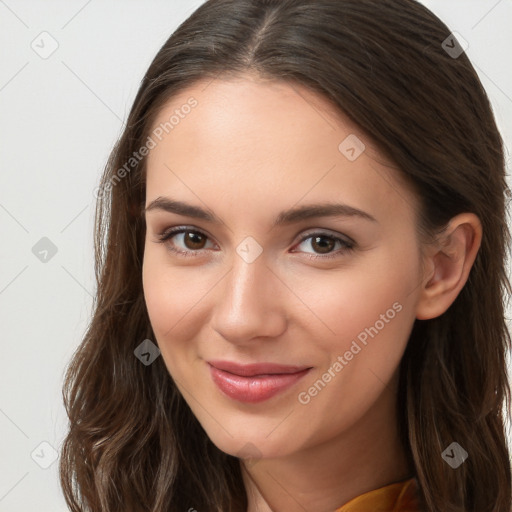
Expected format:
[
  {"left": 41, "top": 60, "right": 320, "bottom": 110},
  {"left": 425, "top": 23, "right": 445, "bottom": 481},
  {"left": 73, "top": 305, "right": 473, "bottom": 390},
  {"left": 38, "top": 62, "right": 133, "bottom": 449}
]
[{"left": 59, "top": 1, "right": 512, "bottom": 510}]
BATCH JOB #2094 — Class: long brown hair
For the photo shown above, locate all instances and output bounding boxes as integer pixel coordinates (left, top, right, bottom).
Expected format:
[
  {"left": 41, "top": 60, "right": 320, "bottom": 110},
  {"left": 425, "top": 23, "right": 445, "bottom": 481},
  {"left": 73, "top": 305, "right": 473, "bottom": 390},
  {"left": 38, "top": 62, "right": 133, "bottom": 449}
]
[{"left": 59, "top": 0, "right": 512, "bottom": 510}]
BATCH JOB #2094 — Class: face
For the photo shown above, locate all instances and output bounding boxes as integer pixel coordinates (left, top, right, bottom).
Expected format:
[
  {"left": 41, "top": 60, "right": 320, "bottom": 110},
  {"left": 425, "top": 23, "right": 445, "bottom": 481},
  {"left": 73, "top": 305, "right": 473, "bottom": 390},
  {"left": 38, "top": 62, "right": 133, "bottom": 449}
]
[{"left": 142, "top": 73, "right": 426, "bottom": 460}]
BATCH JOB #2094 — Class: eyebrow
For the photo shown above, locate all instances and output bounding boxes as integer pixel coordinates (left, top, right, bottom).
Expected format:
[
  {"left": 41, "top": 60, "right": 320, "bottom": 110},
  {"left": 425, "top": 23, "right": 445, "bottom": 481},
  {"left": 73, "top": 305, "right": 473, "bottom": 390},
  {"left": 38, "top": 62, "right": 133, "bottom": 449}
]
[{"left": 144, "top": 196, "right": 377, "bottom": 226}]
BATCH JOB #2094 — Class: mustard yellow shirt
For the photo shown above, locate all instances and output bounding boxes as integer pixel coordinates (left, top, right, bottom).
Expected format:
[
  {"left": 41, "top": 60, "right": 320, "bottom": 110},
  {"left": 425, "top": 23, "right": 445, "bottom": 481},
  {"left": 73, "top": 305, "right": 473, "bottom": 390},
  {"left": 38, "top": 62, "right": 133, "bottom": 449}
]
[{"left": 334, "top": 477, "right": 421, "bottom": 511}]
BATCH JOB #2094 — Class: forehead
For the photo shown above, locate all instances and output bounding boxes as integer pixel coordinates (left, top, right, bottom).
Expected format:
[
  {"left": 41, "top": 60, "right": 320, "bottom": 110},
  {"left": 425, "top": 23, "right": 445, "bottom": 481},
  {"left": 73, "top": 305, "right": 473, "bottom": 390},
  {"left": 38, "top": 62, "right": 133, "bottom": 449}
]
[
  {"left": 145, "top": 75, "right": 419, "bottom": 230},
  {"left": 149, "top": 74, "right": 366, "bottom": 159}
]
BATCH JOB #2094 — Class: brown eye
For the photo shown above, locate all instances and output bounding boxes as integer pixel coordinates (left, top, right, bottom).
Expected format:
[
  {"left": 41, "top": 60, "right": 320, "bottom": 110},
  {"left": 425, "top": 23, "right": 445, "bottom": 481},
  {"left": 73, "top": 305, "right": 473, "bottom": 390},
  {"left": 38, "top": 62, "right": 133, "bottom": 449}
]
[
  {"left": 310, "top": 235, "right": 336, "bottom": 254},
  {"left": 293, "top": 231, "right": 355, "bottom": 259},
  {"left": 183, "top": 231, "right": 207, "bottom": 250},
  {"left": 156, "top": 227, "right": 216, "bottom": 257}
]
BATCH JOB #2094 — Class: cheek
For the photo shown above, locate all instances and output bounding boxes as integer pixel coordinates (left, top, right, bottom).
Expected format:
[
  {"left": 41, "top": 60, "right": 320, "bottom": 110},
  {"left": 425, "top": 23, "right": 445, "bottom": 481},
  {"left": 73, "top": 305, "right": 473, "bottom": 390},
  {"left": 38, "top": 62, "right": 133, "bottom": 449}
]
[
  {"left": 291, "top": 260, "right": 417, "bottom": 349},
  {"left": 288, "top": 244, "right": 421, "bottom": 409},
  {"left": 142, "top": 248, "right": 204, "bottom": 336},
  {"left": 141, "top": 248, "right": 214, "bottom": 377},
  {"left": 142, "top": 250, "right": 172, "bottom": 334},
  {"left": 142, "top": 259, "right": 189, "bottom": 379},
  {"left": 291, "top": 264, "right": 417, "bottom": 442}
]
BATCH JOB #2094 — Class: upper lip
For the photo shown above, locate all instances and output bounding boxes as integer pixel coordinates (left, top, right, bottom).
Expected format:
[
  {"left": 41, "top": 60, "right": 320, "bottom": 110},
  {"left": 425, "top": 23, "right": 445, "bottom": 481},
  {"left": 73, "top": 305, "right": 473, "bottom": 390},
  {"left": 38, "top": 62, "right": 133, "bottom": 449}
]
[{"left": 207, "top": 360, "right": 311, "bottom": 377}]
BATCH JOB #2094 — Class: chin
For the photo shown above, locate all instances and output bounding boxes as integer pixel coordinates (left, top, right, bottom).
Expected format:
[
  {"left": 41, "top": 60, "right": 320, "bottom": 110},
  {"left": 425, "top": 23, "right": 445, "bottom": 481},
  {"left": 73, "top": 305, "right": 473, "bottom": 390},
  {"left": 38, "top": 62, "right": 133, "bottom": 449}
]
[{"left": 200, "top": 419, "right": 303, "bottom": 462}]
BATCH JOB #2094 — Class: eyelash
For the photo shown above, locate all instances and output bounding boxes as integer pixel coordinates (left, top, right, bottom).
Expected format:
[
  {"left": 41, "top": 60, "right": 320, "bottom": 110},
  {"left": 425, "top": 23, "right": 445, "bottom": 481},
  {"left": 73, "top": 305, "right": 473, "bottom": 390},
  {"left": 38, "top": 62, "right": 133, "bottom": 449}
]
[{"left": 154, "top": 226, "right": 355, "bottom": 260}]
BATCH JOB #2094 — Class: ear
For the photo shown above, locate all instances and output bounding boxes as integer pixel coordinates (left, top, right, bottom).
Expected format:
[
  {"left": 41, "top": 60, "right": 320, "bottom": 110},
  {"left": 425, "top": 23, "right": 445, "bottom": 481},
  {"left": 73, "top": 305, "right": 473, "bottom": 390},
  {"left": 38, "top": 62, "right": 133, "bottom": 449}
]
[{"left": 415, "top": 213, "right": 482, "bottom": 320}]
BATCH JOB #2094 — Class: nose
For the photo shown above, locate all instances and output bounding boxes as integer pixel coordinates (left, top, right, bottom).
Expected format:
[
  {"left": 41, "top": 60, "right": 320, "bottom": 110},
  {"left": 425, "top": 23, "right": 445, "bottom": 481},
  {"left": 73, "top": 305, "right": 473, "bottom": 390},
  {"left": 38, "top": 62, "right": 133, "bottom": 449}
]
[{"left": 211, "top": 250, "right": 287, "bottom": 346}]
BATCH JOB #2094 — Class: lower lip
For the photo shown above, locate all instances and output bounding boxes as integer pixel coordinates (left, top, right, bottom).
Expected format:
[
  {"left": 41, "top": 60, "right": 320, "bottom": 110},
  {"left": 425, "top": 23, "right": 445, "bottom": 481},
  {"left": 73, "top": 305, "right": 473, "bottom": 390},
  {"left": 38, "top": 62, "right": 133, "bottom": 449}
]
[{"left": 208, "top": 364, "right": 311, "bottom": 403}]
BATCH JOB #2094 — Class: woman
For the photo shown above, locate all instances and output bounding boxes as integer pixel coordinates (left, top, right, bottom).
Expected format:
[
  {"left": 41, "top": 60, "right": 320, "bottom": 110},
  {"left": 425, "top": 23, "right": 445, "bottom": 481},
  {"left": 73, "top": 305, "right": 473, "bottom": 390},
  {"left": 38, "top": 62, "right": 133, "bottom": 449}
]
[{"left": 59, "top": 0, "right": 512, "bottom": 510}]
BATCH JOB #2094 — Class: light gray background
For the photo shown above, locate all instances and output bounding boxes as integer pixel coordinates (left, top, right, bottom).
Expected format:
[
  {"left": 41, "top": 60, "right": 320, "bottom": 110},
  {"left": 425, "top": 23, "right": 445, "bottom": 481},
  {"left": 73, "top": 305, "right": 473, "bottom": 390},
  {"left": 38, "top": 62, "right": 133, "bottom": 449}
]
[{"left": 1, "top": 1, "right": 511, "bottom": 510}]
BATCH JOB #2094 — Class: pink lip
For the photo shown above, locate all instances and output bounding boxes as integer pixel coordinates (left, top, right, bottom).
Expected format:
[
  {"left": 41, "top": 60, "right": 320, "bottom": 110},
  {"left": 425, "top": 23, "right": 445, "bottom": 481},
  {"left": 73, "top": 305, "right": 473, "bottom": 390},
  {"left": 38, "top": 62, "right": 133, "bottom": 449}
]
[{"left": 207, "top": 360, "right": 312, "bottom": 403}]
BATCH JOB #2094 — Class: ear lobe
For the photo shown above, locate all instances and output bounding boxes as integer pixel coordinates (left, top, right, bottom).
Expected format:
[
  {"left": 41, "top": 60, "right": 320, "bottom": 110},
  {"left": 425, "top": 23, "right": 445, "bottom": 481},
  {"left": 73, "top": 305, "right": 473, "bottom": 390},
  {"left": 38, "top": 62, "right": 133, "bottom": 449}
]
[{"left": 415, "top": 213, "right": 482, "bottom": 320}]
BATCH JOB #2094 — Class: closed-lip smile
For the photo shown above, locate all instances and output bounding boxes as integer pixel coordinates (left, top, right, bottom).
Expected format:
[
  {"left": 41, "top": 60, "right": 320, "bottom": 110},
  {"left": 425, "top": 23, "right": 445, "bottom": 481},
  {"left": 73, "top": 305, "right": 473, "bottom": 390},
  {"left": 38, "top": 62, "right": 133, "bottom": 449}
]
[{"left": 207, "top": 360, "right": 312, "bottom": 403}]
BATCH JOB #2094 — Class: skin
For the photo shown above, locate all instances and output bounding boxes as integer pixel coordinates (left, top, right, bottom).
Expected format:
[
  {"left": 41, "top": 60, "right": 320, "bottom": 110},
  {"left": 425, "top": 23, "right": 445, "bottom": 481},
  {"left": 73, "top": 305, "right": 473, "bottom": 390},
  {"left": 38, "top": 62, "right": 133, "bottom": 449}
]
[{"left": 141, "top": 73, "right": 482, "bottom": 512}]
